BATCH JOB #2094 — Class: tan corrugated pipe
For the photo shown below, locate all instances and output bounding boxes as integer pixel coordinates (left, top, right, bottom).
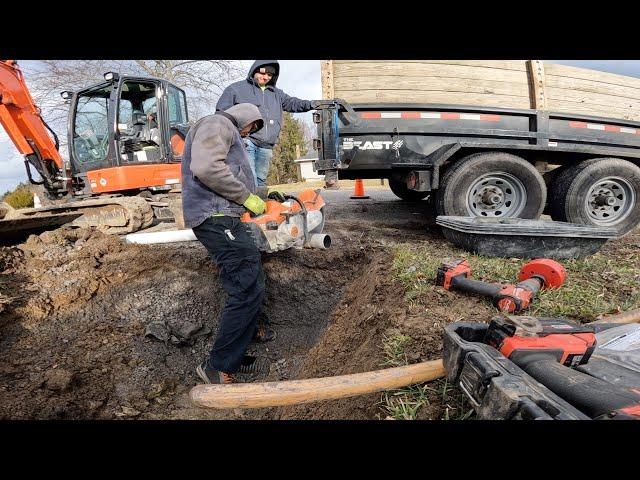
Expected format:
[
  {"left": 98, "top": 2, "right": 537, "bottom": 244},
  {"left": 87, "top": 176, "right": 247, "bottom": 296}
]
[{"left": 189, "top": 360, "right": 445, "bottom": 410}]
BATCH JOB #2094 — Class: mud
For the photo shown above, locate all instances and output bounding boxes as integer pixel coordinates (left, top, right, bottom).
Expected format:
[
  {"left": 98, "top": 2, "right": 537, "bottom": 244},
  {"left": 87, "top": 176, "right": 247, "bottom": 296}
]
[{"left": 0, "top": 225, "right": 374, "bottom": 419}]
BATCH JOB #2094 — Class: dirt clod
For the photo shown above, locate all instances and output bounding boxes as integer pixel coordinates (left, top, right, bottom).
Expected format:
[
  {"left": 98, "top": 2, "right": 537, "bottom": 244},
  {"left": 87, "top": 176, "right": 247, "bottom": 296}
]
[{"left": 43, "top": 369, "right": 75, "bottom": 392}]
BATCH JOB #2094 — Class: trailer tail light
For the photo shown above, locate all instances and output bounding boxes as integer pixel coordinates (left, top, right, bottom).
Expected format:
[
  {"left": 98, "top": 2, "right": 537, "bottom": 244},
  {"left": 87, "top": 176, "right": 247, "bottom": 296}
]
[{"left": 313, "top": 139, "right": 322, "bottom": 150}]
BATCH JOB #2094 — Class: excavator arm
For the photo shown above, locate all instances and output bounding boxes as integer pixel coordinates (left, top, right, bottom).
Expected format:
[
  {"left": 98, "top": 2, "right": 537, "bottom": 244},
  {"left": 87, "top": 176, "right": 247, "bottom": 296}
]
[{"left": 0, "top": 60, "right": 70, "bottom": 197}]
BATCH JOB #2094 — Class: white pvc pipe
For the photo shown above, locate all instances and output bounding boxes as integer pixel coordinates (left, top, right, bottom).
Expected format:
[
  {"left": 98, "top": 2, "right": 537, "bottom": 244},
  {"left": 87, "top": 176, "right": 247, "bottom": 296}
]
[
  {"left": 307, "top": 233, "right": 331, "bottom": 249},
  {"left": 125, "top": 229, "right": 197, "bottom": 244}
]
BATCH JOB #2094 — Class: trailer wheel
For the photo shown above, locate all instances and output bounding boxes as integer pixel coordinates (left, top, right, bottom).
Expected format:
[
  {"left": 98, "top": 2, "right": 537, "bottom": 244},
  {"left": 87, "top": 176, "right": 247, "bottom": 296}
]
[
  {"left": 436, "top": 152, "right": 546, "bottom": 219},
  {"left": 549, "top": 158, "right": 640, "bottom": 235},
  {"left": 389, "top": 179, "right": 429, "bottom": 201}
]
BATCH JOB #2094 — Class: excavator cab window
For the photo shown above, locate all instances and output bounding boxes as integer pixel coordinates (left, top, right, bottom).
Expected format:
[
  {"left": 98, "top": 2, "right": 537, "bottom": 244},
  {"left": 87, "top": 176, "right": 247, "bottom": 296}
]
[
  {"left": 167, "top": 84, "right": 188, "bottom": 158},
  {"left": 116, "top": 80, "right": 162, "bottom": 165},
  {"left": 72, "top": 84, "right": 112, "bottom": 168}
]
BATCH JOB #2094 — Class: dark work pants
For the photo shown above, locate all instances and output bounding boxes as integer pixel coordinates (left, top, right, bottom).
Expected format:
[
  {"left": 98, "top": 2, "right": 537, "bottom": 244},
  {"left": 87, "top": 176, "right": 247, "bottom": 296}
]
[{"left": 192, "top": 216, "right": 265, "bottom": 373}]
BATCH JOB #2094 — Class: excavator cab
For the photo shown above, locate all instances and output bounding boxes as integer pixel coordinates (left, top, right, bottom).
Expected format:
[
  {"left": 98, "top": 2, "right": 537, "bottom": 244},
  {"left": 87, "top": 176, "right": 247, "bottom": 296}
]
[{"left": 68, "top": 74, "right": 189, "bottom": 194}]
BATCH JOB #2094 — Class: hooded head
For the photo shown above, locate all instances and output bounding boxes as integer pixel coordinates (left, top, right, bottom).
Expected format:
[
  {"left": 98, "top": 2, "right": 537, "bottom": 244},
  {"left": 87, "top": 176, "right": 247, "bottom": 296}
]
[
  {"left": 248, "top": 60, "right": 279, "bottom": 87},
  {"left": 225, "top": 103, "right": 264, "bottom": 136}
]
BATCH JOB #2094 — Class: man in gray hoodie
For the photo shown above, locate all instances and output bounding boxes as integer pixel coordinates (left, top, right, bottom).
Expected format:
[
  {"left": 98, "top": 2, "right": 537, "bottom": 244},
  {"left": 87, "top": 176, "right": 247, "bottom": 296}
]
[
  {"left": 181, "top": 103, "right": 272, "bottom": 384},
  {"left": 216, "top": 60, "right": 322, "bottom": 187}
]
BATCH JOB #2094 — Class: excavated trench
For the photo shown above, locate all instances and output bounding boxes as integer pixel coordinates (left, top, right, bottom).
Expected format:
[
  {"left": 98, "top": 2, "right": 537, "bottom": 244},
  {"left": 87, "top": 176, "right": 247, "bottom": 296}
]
[{"left": 0, "top": 226, "right": 396, "bottom": 420}]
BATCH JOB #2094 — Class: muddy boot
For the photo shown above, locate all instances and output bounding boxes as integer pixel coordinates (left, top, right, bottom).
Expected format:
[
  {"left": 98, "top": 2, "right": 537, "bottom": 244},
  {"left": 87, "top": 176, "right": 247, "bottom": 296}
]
[
  {"left": 196, "top": 360, "right": 237, "bottom": 384},
  {"left": 253, "top": 311, "right": 276, "bottom": 343},
  {"left": 253, "top": 324, "right": 277, "bottom": 343},
  {"left": 236, "top": 355, "right": 271, "bottom": 382}
]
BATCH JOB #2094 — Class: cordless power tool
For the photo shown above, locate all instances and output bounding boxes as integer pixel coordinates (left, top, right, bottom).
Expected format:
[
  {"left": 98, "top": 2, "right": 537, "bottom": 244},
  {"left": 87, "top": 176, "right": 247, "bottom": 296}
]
[{"left": 436, "top": 258, "right": 566, "bottom": 313}]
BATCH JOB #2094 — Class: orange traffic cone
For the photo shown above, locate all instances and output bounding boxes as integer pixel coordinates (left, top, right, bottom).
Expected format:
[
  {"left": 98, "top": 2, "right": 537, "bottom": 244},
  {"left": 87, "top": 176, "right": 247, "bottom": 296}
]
[{"left": 350, "top": 179, "right": 370, "bottom": 199}]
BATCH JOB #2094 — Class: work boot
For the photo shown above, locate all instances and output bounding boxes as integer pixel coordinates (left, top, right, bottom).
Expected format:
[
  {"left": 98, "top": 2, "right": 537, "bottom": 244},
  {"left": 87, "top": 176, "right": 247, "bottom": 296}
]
[
  {"left": 196, "top": 359, "right": 236, "bottom": 384},
  {"left": 253, "top": 324, "right": 277, "bottom": 343}
]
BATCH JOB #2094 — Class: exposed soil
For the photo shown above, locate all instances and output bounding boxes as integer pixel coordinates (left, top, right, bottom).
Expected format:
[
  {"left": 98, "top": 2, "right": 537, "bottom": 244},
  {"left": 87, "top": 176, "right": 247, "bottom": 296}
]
[
  {"left": 0, "top": 226, "right": 372, "bottom": 419},
  {"left": 1, "top": 191, "right": 637, "bottom": 420}
]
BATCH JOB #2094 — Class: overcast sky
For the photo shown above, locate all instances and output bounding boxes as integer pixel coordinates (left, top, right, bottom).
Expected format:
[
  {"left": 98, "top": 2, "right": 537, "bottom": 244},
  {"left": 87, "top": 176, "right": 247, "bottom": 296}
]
[{"left": 2, "top": 60, "right": 640, "bottom": 194}]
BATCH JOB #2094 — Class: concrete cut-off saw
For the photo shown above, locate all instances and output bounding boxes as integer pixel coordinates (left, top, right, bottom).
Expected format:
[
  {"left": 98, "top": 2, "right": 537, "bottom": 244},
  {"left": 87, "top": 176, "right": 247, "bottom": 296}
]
[{"left": 125, "top": 189, "right": 330, "bottom": 252}]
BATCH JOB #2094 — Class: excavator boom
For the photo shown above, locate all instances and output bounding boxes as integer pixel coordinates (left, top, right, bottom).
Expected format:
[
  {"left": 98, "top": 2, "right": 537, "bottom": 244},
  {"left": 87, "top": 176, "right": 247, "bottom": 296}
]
[{"left": 0, "top": 60, "right": 69, "bottom": 196}]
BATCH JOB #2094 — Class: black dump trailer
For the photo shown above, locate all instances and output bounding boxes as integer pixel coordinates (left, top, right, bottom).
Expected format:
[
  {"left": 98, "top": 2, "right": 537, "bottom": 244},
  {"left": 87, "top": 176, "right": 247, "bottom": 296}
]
[{"left": 313, "top": 100, "right": 640, "bottom": 234}]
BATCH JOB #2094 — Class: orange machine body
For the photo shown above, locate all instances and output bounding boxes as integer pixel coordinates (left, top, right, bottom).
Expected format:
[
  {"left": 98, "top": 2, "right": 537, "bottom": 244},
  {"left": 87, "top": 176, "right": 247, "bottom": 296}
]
[{"left": 86, "top": 163, "right": 182, "bottom": 193}]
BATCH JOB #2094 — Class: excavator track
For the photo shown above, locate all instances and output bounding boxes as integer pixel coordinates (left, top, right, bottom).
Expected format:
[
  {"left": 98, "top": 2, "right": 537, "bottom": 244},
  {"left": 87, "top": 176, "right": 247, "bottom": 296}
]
[
  {"left": 0, "top": 196, "right": 154, "bottom": 239},
  {"left": 69, "top": 196, "right": 154, "bottom": 234}
]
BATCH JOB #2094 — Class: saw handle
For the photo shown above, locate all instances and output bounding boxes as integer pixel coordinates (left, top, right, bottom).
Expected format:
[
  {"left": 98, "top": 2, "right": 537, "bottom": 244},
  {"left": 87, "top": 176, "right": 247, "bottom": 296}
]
[{"left": 449, "top": 276, "right": 502, "bottom": 298}]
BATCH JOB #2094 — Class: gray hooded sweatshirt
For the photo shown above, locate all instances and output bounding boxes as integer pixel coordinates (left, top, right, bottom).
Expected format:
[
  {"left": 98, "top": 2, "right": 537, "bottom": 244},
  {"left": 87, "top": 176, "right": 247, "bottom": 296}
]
[{"left": 181, "top": 103, "right": 264, "bottom": 228}]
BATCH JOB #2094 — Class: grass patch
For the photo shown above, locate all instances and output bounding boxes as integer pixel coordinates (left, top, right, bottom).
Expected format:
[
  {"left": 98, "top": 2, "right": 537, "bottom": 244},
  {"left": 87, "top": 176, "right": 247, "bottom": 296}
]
[
  {"left": 378, "top": 332, "right": 475, "bottom": 420},
  {"left": 391, "top": 240, "right": 640, "bottom": 320},
  {"left": 378, "top": 332, "right": 430, "bottom": 420}
]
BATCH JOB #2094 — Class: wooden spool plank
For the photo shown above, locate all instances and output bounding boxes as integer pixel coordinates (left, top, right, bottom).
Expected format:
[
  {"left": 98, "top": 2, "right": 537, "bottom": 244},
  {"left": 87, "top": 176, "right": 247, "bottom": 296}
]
[
  {"left": 334, "top": 76, "right": 530, "bottom": 97},
  {"left": 546, "top": 74, "right": 640, "bottom": 101},
  {"left": 333, "top": 62, "right": 529, "bottom": 83},
  {"left": 334, "top": 89, "right": 532, "bottom": 108},
  {"left": 320, "top": 60, "right": 335, "bottom": 100},
  {"left": 545, "top": 62, "right": 640, "bottom": 90},
  {"left": 527, "top": 60, "right": 547, "bottom": 109},
  {"left": 334, "top": 60, "right": 529, "bottom": 71},
  {"left": 546, "top": 87, "right": 640, "bottom": 112},
  {"left": 546, "top": 100, "right": 639, "bottom": 121}
]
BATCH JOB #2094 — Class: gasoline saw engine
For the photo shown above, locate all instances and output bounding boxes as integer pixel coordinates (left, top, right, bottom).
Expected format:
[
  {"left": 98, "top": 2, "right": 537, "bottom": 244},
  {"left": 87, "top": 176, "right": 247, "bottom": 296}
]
[{"left": 241, "top": 189, "right": 330, "bottom": 253}]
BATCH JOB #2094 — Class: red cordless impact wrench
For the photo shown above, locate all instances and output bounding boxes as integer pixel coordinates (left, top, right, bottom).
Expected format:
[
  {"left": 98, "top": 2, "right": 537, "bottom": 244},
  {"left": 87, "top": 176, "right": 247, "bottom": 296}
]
[
  {"left": 436, "top": 258, "right": 566, "bottom": 313},
  {"left": 484, "top": 316, "right": 640, "bottom": 420}
]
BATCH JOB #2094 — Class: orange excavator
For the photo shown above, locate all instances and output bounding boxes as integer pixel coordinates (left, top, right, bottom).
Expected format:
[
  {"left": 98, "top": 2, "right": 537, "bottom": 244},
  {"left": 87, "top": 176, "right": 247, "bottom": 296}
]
[{"left": 0, "top": 59, "right": 189, "bottom": 240}]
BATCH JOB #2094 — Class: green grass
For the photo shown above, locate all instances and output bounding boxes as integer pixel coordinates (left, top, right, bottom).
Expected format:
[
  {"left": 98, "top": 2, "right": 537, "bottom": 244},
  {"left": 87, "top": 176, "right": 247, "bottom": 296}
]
[
  {"left": 391, "top": 240, "right": 640, "bottom": 320},
  {"left": 377, "top": 332, "right": 475, "bottom": 420},
  {"left": 378, "top": 332, "right": 430, "bottom": 420}
]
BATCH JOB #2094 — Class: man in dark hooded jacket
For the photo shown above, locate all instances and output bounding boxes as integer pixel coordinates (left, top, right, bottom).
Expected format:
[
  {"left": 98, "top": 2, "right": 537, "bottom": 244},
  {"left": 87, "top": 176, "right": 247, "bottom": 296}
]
[
  {"left": 181, "top": 102, "right": 273, "bottom": 384},
  {"left": 216, "top": 60, "right": 322, "bottom": 187}
]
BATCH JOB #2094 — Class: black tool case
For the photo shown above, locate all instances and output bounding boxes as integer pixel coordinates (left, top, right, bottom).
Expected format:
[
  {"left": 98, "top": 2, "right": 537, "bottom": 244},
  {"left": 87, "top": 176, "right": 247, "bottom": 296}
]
[{"left": 443, "top": 322, "right": 590, "bottom": 420}]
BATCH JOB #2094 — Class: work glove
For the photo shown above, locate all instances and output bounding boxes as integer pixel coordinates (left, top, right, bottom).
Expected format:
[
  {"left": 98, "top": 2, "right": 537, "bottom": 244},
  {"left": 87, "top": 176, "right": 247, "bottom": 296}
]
[
  {"left": 243, "top": 193, "right": 266, "bottom": 215},
  {"left": 267, "top": 189, "right": 287, "bottom": 203},
  {"left": 310, "top": 100, "right": 323, "bottom": 110}
]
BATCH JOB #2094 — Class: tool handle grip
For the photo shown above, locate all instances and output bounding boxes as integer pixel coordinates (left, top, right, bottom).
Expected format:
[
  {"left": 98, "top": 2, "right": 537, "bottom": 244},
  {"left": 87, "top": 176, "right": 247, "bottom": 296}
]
[{"left": 450, "top": 276, "right": 502, "bottom": 298}]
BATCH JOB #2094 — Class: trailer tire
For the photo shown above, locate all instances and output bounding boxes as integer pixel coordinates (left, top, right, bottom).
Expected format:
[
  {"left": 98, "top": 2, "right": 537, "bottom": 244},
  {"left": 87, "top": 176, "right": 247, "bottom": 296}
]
[
  {"left": 436, "top": 152, "right": 546, "bottom": 219},
  {"left": 389, "top": 179, "right": 429, "bottom": 201},
  {"left": 548, "top": 158, "right": 640, "bottom": 235}
]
